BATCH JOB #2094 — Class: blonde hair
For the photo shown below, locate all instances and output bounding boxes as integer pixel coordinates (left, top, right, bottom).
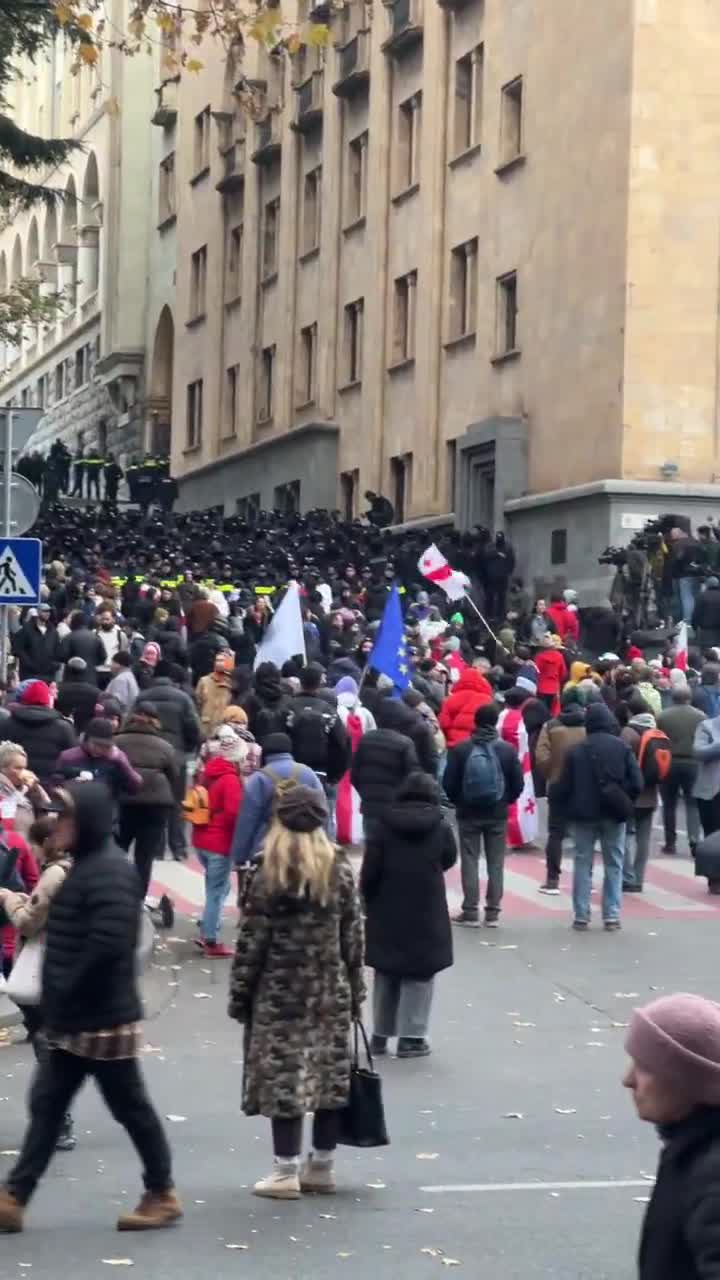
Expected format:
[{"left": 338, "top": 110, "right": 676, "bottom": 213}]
[{"left": 261, "top": 820, "right": 336, "bottom": 907}]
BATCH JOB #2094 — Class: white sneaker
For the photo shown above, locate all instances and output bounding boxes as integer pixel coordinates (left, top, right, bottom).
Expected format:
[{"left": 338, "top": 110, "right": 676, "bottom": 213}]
[
  {"left": 253, "top": 1170, "right": 301, "bottom": 1200},
  {"left": 539, "top": 882, "right": 561, "bottom": 895},
  {"left": 300, "top": 1158, "right": 336, "bottom": 1195}
]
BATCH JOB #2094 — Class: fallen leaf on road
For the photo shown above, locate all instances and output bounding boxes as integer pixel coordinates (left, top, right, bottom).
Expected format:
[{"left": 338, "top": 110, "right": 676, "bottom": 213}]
[
  {"left": 225, "top": 1243, "right": 250, "bottom": 1250},
  {"left": 416, "top": 1153, "right": 439, "bottom": 1160},
  {"left": 416, "top": 1207, "right": 434, "bottom": 1213},
  {"left": 513, "top": 1021, "right": 535, "bottom": 1028},
  {"left": 337, "top": 1252, "right": 354, "bottom": 1259},
  {"left": 442, "top": 1259, "right": 461, "bottom": 1267},
  {"left": 366, "top": 1181, "right": 386, "bottom": 1188},
  {"left": 319, "top": 1213, "right": 337, "bottom": 1219},
  {"left": 193, "top": 993, "right": 212, "bottom": 999},
  {"left": 503, "top": 1112, "right": 524, "bottom": 1119},
  {"left": 165, "top": 1115, "right": 186, "bottom": 1123},
  {"left": 554, "top": 1108, "right": 576, "bottom": 1115},
  {"left": 421, "top": 1248, "right": 443, "bottom": 1258},
  {"left": 497, "top": 944, "right": 517, "bottom": 951}
]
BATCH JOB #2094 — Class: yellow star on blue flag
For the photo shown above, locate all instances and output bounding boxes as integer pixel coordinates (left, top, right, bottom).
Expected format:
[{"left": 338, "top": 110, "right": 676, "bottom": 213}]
[{"left": 368, "top": 584, "right": 411, "bottom": 696}]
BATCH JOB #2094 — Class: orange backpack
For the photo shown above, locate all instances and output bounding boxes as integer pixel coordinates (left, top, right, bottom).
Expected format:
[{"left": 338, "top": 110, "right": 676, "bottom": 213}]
[
  {"left": 181, "top": 783, "right": 210, "bottom": 826},
  {"left": 638, "top": 730, "right": 672, "bottom": 785}
]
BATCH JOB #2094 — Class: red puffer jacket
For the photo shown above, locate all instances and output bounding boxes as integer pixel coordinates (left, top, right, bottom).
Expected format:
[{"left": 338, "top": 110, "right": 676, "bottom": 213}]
[
  {"left": 438, "top": 668, "right": 493, "bottom": 747},
  {"left": 192, "top": 756, "right": 243, "bottom": 856}
]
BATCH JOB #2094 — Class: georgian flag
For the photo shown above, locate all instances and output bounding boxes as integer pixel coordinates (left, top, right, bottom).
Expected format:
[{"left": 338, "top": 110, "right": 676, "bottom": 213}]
[
  {"left": 674, "top": 620, "right": 688, "bottom": 672},
  {"left": 497, "top": 706, "right": 539, "bottom": 848},
  {"left": 418, "top": 544, "right": 470, "bottom": 601}
]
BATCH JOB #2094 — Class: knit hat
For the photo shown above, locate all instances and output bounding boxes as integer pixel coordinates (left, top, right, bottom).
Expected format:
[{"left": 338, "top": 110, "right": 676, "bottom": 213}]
[
  {"left": 336, "top": 676, "right": 358, "bottom": 697},
  {"left": 67, "top": 656, "right": 87, "bottom": 673},
  {"left": 208, "top": 724, "right": 245, "bottom": 764},
  {"left": 142, "top": 642, "right": 161, "bottom": 669},
  {"left": 262, "top": 733, "right": 292, "bottom": 758},
  {"left": 18, "top": 680, "right": 51, "bottom": 708},
  {"left": 276, "top": 783, "right": 328, "bottom": 833},
  {"left": 515, "top": 676, "right": 537, "bottom": 695},
  {"left": 626, "top": 993, "right": 720, "bottom": 1106}
]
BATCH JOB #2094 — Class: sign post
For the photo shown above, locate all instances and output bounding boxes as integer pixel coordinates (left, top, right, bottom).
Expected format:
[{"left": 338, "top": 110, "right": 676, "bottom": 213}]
[{"left": 0, "top": 409, "right": 43, "bottom": 682}]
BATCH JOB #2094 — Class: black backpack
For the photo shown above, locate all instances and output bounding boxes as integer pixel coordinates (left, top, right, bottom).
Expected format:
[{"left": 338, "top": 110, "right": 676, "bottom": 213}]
[{"left": 288, "top": 702, "right": 336, "bottom": 773}]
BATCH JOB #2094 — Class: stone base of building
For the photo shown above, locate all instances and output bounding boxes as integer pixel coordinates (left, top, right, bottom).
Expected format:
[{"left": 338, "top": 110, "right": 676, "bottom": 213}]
[
  {"left": 505, "top": 479, "right": 720, "bottom": 603},
  {"left": 176, "top": 423, "right": 340, "bottom": 516}
]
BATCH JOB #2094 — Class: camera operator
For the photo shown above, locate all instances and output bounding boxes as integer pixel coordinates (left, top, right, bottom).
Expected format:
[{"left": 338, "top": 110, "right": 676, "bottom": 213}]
[
  {"left": 692, "top": 576, "right": 720, "bottom": 650},
  {"left": 668, "top": 526, "right": 705, "bottom": 624}
]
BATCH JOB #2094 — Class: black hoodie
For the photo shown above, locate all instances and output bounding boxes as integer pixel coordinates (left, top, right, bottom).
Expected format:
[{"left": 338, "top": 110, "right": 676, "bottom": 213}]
[
  {"left": 242, "top": 662, "right": 292, "bottom": 744},
  {"left": 42, "top": 781, "right": 143, "bottom": 1034},
  {"left": 360, "top": 773, "right": 457, "bottom": 980}
]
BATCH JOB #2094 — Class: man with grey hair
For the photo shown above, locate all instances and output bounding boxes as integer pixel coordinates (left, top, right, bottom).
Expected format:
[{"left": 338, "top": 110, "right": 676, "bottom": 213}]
[{"left": 658, "top": 685, "right": 704, "bottom": 855}]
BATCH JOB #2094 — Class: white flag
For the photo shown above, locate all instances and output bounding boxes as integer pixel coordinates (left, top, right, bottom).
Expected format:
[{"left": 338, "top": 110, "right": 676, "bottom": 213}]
[
  {"left": 418, "top": 543, "right": 470, "bottom": 601},
  {"left": 253, "top": 581, "right": 306, "bottom": 670}
]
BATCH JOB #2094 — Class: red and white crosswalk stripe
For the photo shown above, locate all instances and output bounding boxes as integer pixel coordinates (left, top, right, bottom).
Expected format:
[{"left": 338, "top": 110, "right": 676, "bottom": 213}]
[{"left": 150, "top": 852, "right": 720, "bottom": 920}]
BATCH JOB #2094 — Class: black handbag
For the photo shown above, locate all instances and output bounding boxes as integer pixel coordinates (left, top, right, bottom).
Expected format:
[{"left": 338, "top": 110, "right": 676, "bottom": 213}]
[
  {"left": 338, "top": 1020, "right": 390, "bottom": 1148},
  {"left": 587, "top": 744, "right": 634, "bottom": 822}
]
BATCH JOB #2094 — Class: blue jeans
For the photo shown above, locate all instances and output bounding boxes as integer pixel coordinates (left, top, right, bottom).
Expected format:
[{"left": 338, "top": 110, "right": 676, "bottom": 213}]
[
  {"left": 198, "top": 852, "right": 232, "bottom": 943},
  {"left": 323, "top": 781, "right": 337, "bottom": 841},
  {"left": 678, "top": 576, "right": 698, "bottom": 624},
  {"left": 572, "top": 819, "right": 626, "bottom": 924}
]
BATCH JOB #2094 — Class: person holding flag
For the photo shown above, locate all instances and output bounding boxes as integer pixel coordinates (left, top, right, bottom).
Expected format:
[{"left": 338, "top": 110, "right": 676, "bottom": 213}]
[
  {"left": 368, "top": 585, "right": 438, "bottom": 776},
  {"left": 497, "top": 687, "right": 540, "bottom": 850}
]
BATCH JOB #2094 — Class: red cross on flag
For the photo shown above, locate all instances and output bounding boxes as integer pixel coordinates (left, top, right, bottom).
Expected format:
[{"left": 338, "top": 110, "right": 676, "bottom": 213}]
[{"left": 418, "top": 543, "right": 470, "bottom": 602}]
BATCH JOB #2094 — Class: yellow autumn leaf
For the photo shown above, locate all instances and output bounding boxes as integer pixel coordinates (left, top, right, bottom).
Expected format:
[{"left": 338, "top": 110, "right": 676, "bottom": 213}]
[
  {"left": 306, "top": 22, "right": 329, "bottom": 46},
  {"left": 53, "top": 2, "right": 74, "bottom": 26},
  {"left": 155, "top": 12, "right": 175, "bottom": 31},
  {"left": 78, "top": 42, "right": 99, "bottom": 65},
  {"left": 76, "top": 12, "right": 93, "bottom": 29},
  {"left": 186, "top": 58, "right": 204, "bottom": 73}
]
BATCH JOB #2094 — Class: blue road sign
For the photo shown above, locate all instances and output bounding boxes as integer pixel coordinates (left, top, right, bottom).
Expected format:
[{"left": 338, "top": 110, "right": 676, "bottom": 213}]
[{"left": 0, "top": 537, "right": 41, "bottom": 605}]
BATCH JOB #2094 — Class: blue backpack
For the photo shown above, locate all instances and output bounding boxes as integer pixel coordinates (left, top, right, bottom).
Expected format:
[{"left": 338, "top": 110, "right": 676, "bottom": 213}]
[{"left": 461, "top": 742, "right": 505, "bottom": 807}]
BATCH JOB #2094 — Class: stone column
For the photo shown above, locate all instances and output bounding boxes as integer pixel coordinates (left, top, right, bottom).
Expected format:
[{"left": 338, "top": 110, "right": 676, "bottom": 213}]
[{"left": 76, "top": 225, "right": 100, "bottom": 305}]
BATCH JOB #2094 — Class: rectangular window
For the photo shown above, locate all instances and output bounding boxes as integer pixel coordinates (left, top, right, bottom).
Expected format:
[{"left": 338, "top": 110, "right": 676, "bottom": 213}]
[
  {"left": 390, "top": 454, "right": 410, "bottom": 524},
  {"left": 258, "top": 345, "right": 275, "bottom": 422},
  {"left": 236, "top": 493, "right": 261, "bottom": 523},
  {"left": 551, "top": 529, "right": 567, "bottom": 566},
  {"left": 449, "top": 238, "right": 478, "bottom": 340},
  {"left": 454, "top": 45, "right": 484, "bottom": 155},
  {"left": 397, "top": 92, "right": 422, "bottom": 191},
  {"left": 298, "top": 322, "right": 317, "bottom": 405},
  {"left": 54, "top": 363, "right": 65, "bottom": 402},
  {"left": 302, "top": 166, "right": 322, "bottom": 256},
  {"left": 343, "top": 298, "right": 364, "bottom": 384},
  {"left": 500, "top": 76, "right": 523, "bottom": 165},
  {"left": 262, "top": 197, "right": 280, "bottom": 278},
  {"left": 225, "top": 364, "right": 239, "bottom": 437},
  {"left": 159, "top": 152, "right": 176, "bottom": 223},
  {"left": 74, "top": 346, "right": 86, "bottom": 387},
  {"left": 20, "top": 387, "right": 29, "bottom": 407},
  {"left": 347, "top": 132, "right": 368, "bottom": 224},
  {"left": 274, "top": 480, "right": 300, "bottom": 515},
  {"left": 340, "top": 469, "right": 359, "bottom": 521},
  {"left": 447, "top": 439, "right": 457, "bottom": 510},
  {"left": 190, "top": 245, "right": 207, "bottom": 321},
  {"left": 392, "top": 270, "right": 417, "bottom": 365},
  {"left": 227, "top": 223, "right": 243, "bottom": 300},
  {"left": 37, "top": 376, "right": 45, "bottom": 409},
  {"left": 496, "top": 270, "right": 519, "bottom": 354},
  {"left": 186, "top": 379, "right": 203, "bottom": 449},
  {"left": 193, "top": 106, "right": 211, "bottom": 175}
]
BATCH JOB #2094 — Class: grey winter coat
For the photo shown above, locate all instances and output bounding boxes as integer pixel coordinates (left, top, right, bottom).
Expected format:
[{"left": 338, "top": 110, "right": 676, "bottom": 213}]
[
  {"left": 693, "top": 716, "right": 720, "bottom": 801},
  {"left": 228, "top": 851, "right": 365, "bottom": 1118}
]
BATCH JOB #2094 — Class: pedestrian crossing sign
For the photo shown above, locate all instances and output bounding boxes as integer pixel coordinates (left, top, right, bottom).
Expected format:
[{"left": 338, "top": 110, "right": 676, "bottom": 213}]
[{"left": 0, "top": 538, "right": 41, "bottom": 605}]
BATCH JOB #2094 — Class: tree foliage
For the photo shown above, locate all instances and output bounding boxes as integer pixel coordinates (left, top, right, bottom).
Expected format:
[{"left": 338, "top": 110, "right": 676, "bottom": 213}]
[{"left": 0, "top": 277, "right": 67, "bottom": 347}]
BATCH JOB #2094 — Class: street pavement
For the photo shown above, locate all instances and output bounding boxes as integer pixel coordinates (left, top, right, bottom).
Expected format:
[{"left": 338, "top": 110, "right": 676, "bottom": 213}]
[{"left": 0, "top": 822, "right": 712, "bottom": 1278}]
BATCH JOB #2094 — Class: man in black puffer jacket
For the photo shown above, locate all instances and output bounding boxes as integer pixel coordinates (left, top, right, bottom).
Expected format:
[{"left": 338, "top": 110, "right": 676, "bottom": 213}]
[
  {"left": 242, "top": 661, "right": 292, "bottom": 745},
  {"left": 6, "top": 681, "right": 76, "bottom": 786},
  {"left": 0, "top": 783, "right": 182, "bottom": 1235},
  {"left": 351, "top": 728, "right": 418, "bottom": 837},
  {"left": 144, "top": 662, "right": 201, "bottom": 862},
  {"left": 373, "top": 688, "right": 438, "bottom": 777}
]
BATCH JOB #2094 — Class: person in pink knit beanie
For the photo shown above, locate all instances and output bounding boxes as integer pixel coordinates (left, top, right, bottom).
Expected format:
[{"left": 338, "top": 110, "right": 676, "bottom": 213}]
[{"left": 623, "top": 992, "right": 720, "bottom": 1280}]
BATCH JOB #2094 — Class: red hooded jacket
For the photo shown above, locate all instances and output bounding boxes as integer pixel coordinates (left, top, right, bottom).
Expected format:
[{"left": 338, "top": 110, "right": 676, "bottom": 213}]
[
  {"left": 438, "top": 668, "right": 494, "bottom": 747},
  {"left": 546, "top": 602, "right": 580, "bottom": 644},
  {"left": 192, "top": 756, "right": 243, "bottom": 857}
]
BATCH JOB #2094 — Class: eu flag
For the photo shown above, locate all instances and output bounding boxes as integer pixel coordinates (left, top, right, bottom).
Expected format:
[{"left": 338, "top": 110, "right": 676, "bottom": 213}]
[{"left": 368, "top": 584, "right": 411, "bottom": 696}]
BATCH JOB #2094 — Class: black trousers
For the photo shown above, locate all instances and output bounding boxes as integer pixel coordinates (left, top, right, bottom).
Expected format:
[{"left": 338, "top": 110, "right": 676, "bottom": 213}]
[
  {"left": 118, "top": 807, "right": 169, "bottom": 898},
  {"left": 272, "top": 1110, "right": 339, "bottom": 1158},
  {"left": 659, "top": 761, "right": 699, "bottom": 847},
  {"left": 545, "top": 798, "right": 566, "bottom": 882},
  {"left": 8, "top": 1050, "right": 172, "bottom": 1205},
  {"left": 697, "top": 795, "right": 720, "bottom": 839}
]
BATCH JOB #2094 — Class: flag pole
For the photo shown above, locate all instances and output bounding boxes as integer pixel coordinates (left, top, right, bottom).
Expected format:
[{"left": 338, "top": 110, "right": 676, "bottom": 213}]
[{"left": 461, "top": 592, "right": 506, "bottom": 653}]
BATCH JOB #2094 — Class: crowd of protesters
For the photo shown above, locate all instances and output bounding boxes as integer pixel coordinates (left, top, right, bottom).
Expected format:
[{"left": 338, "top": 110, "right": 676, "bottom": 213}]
[{"left": 0, "top": 499, "right": 719, "bottom": 1273}]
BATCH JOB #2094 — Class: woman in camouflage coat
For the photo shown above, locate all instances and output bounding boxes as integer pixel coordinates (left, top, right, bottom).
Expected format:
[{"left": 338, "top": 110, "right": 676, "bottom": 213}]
[{"left": 228, "top": 784, "right": 366, "bottom": 1200}]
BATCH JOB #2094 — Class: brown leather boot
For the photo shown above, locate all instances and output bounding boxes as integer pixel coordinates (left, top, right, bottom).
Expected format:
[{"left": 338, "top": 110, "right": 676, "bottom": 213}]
[
  {"left": 0, "top": 1187, "right": 24, "bottom": 1233},
  {"left": 117, "top": 1190, "right": 183, "bottom": 1231}
]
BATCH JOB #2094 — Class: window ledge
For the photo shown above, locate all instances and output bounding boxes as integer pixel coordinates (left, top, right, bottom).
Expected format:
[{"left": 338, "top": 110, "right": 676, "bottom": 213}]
[
  {"left": 338, "top": 378, "right": 362, "bottom": 394},
  {"left": 449, "top": 141, "right": 482, "bottom": 170},
  {"left": 444, "top": 330, "right": 477, "bottom": 352},
  {"left": 391, "top": 181, "right": 420, "bottom": 207},
  {"left": 298, "top": 245, "right": 320, "bottom": 265},
  {"left": 256, "top": 414, "right": 274, "bottom": 428},
  {"left": 261, "top": 271, "right": 278, "bottom": 288},
  {"left": 224, "top": 293, "right": 242, "bottom": 311},
  {"left": 157, "top": 213, "right": 177, "bottom": 232},
  {"left": 491, "top": 347, "right": 522, "bottom": 366},
  {"left": 295, "top": 398, "right": 316, "bottom": 411},
  {"left": 190, "top": 165, "right": 210, "bottom": 186},
  {"left": 343, "top": 215, "right": 366, "bottom": 236},
  {"left": 182, "top": 443, "right": 202, "bottom": 456},
  {"left": 186, "top": 312, "right": 207, "bottom": 329},
  {"left": 387, "top": 356, "right": 416, "bottom": 374},
  {"left": 219, "top": 432, "right": 237, "bottom": 444},
  {"left": 494, "top": 153, "right": 526, "bottom": 177}
]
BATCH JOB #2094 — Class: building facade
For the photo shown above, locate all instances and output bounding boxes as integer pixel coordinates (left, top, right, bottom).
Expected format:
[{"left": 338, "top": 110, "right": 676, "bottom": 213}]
[
  {"left": 3, "top": 0, "right": 720, "bottom": 595},
  {"left": 0, "top": 6, "right": 158, "bottom": 468}
]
